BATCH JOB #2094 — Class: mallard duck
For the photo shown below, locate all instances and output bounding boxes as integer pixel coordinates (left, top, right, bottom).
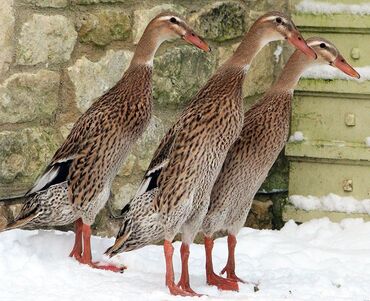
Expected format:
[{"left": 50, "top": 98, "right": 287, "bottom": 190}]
[
  {"left": 107, "top": 11, "right": 315, "bottom": 295},
  {"left": 0, "top": 12, "right": 210, "bottom": 272},
  {"left": 201, "top": 37, "right": 360, "bottom": 284}
]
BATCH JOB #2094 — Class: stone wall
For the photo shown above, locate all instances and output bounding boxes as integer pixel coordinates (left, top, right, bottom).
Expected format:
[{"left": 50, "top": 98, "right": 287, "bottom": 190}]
[{"left": 0, "top": 0, "right": 289, "bottom": 236}]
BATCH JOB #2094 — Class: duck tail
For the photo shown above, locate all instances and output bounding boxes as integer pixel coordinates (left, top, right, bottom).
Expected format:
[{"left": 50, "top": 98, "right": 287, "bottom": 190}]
[
  {"left": 0, "top": 204, "right": 40, "bottom": 232},
  {"left": 1, "top": 213, "right": 39, "bottom": 232}
]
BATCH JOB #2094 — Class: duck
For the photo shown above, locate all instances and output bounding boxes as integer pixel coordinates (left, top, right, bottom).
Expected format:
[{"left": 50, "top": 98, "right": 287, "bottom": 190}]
[
  {"left": 201, "top": 37, "right": 360, "bottom": 284},
  {"left": 0, "top": 12, "right": 210, "bottom": 272},
  {"left": 106, "top": 11, "right": 315, "bottom": 295}
]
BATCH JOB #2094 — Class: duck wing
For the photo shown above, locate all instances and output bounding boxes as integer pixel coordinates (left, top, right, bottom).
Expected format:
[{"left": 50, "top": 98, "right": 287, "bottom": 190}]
[
  {"left": 135, "top": 125, "right": 178, "bottom": 196},
  {"left": 27, "top": 97, "right": 119, "bottom": 208}
]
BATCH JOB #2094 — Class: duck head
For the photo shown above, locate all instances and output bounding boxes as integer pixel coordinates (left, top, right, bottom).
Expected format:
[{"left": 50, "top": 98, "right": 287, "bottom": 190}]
[
  {"left": 148, "top": 12, "right": 211, "bottom": 52},
  {"left": 307, "top": 37, "right": 360, "bottom": 78},
  {"left": 253, "top": 11, "right": 317, "bottom": 59}
]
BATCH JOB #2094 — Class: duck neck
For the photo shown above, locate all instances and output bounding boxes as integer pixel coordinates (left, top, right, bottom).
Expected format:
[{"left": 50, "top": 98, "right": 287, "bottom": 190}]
[
  {"left": 130, "top": 27, "right": 164, "bottom": 67},
  {"left": 223, "top": 23, "right": 270, "bottom": 72},
  {"left": 270, "top": 50, "right": 315, "bottom": 92}
]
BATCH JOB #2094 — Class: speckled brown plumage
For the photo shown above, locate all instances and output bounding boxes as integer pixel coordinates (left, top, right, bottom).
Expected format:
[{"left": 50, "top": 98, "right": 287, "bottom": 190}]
[
  {"left": 111, "top": 11, "right": 314, "bottom": 296},
  {"left": 119, "top": 66, "right": 245, "bottom": 245},
  {"left": 59, "top": 66, "right": 152, "bottom": 209},
  {"left": 142, "top": 62, "right": 246, "bottom": 297},
  {"left": 155, "top": 67, "right": 245, "bottom": 221},
  {"left": 1, "top": 12, "right": 210, "bottom": 271},
  {"left": 108, "top": 11, "right": 317, "bottom": 295},
  {"left": 201, "top": 37, "right": 360, "bottom": 285},
  {"left": 106, "top": 188, "right": 163, "bottom": 255},
  {"left": 202, "top": 90, "right": 292, "bottom": 238},
  {"left": 11, "top": 64, "right": 153, "bottom": 228}
]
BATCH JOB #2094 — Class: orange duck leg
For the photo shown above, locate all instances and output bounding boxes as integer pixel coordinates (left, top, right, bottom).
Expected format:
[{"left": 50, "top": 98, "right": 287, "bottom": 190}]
[
  {"left": 70, "top": 219, "right": 125, "bottom": 272},
  {"left": 204, "top": 236, "right": 239, "bottom": 291},
  {"left": 177, "top": 243, "right": 202, "bottom": 296},
  {"left": 220, "top": 234, "right": 245, "bottom": 283},
  {"left": 69, "top": 218, "right": 83, "bottom": 259},
  {"left": 164, "top": 240, "right": 196, "bottom": 297}
]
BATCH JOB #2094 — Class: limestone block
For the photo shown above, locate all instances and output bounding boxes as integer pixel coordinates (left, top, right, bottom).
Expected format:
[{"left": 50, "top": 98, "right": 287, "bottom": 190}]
[
  {"left": 245, "top": 200, "right": 273, "bottom": 229},
  {"left": 17, "top": 14, "right": 77, "bottom": 65},
  {"left": 190, "top": 1, "right": 246, "bottom": 42},
  {"left": 0, "top": 128, "right": 60, "bottom": 185},
  {"left": 0, "top": 1, "right": 15, "bottom": 77},
  {"left": 78, "top": 9, "right": 131, "bottom": 46},
  {"left": 0, "top": 70, "right": 59, "bottom": 124},
  {"left": 153, "top": 45, "right": 217, "bottom": 106},
  {"left": 25, "top": 0, "right": 68, "bottom": 8}
]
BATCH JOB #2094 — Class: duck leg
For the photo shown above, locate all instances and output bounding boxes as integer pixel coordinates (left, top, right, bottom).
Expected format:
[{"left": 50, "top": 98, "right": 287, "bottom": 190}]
[
  {"left": 75, "top": 223, "right": 125, "bottom": 272},
  {"left": 204, "top": 236, "right": 239, "bottom": 291},
  {"left": 164, "top": 240, "right": 193, "bottom": 296},
  {"left": 177, "top": 243, "right": 202, "bottom": 296},
  {"left": 69, "top": 218, "right": 83, "bottom": 259},
  {"left": 220, "top": 234, "right": 245, "bottom": 283}
]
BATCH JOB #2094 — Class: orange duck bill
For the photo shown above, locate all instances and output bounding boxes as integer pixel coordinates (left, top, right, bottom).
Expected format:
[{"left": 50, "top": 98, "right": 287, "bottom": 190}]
[
  {"left": 183, "top": 32, "right": 211, "bottom": 52},
  {"left": 332, "top": 55, "right": 361, "bottom": 79},
  {"left": 288, "top": 31, "right": 317, "bottom": 59}
]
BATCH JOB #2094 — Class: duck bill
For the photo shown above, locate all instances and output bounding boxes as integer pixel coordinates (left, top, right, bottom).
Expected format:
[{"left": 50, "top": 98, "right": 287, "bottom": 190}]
[
  {"left": 288, "top": 32, "right": 317, "bottom": 59},
  {"left": 182, "top": 32, "right": 211, "bottom": 52},
  {"left": 333, "top": 55, "right": 360, "bottom": 79}
]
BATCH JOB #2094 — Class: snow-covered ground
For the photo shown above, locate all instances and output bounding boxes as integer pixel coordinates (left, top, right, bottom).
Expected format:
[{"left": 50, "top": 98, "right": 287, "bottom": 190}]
[{"left": 2, "top": 218, "right": 370, "bottom": 301}]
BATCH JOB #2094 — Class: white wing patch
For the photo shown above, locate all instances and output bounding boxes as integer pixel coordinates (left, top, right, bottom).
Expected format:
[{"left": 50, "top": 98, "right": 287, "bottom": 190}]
[
  {"left": 135, "top": 177, "right": 151, "bottom": 198},
  {"left": 55, "top": 156, "right": 75, "bottom": 164},
  {"left": 134, "top": 160, "right": 169, "bottom": 197},
  {"left": 26, "top": 165, "right": 60, "bottom": 196},
  {"left": 147, "top": 159, "right": 169, "bottom": 177}
]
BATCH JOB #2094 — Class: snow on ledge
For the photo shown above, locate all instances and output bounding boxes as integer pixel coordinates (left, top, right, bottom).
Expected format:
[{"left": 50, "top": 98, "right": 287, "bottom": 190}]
[
  {"left": 296, "top": 0, "right": 370, "bottom": 15},
  {"left": 273, "top": 45, "right": 283, "bottom": 63},
  {"left": 290, "top": 193, "right": 370, "bottom": 214},
  {"left": 289, "top": 131, "right": 305, "bottom": 142},
  {"left": 302, "top": 65, "right": 370, "bottom": 81},
  {"left": 365, "top": 137, "right": 370, "bottom": 147}
]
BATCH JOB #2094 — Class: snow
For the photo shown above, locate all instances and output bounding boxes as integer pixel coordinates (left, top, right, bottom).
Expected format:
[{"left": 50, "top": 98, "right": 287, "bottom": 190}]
[
  {"left": 302, "top": 65, "right": 370, "bottom": 81},
  {"left": 273, "top": 45, "right": 283, "bottom": 63},
  {"left": 289, "top": 131, "right": 305, "bottom": 142},
  {"left": 296, "top": 0, "right": 370, "bottom": 15},
  {"left": 3, "top": 218, "right": 370, "bottom": 300},
  {"left": 258, "top": 188, "right": 287, "bottom": 194},
  {"left": 290, "top": 193, "right": 370, "bottom": 214},
  {"left": 365, "top": 137, "right": 370, "bottom": 147}
]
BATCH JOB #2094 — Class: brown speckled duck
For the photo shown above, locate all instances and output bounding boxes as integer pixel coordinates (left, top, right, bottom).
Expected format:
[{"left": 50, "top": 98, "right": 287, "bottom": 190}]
[
  {"left": 0, "top": 12, "right": 210, "bottom": 272},
  {"left": 107, "top": 11, "right": 315, "bottom": 295},
  {"left": 202, "top": 37, "right": 360, "bottom": 285}
]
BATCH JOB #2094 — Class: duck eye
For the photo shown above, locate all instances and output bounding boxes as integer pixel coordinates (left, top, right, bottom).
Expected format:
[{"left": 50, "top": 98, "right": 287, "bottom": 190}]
[
  {"left": 276, "top": 17, "right": 282, "bottom": 24},
  {"left": 170, "top": 17, "right": 178, "bottom": 24},
  {"left": 320, "top": 43, "right": 326, "bottom": 48}
]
